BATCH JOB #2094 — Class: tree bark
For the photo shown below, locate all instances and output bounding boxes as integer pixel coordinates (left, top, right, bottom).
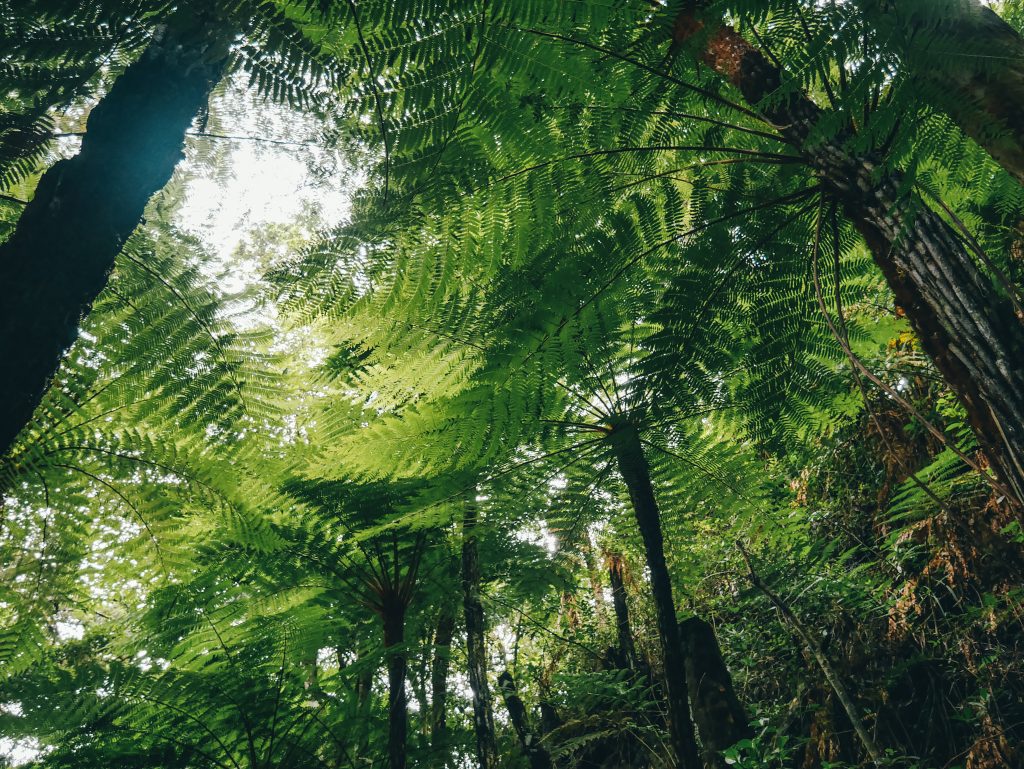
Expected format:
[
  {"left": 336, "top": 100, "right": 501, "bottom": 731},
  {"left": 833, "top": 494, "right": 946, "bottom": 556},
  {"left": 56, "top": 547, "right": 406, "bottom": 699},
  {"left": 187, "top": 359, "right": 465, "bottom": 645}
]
[
  {"left": 674, "top": 6, "right": 1024, "bottom": 508},
  {"left": 860, "top": 0, "right": 1024, "bottom": 185},
  {"left": 383, "top": 602, "right": 410, "bottom": 769},
  {"left": 607, "top": 552, "right": 639, "bottom": 671},
  {"left": 430, "top": 602, "right": 456, "bottom": 746},
  {"left": 462, "top": 498, "right": 498, "bottom": 769},
  {"left": 609, "top": 422, "right": 702, "bottom": 769},
  {"left": 0, "top": 15, "right": 232, "bottom": 458},
  {"left": 679, "top": 617, "right": 752, "bottom": 769},
  {"left": 497, "top": 671, "right": 554, "bottom": 769}
]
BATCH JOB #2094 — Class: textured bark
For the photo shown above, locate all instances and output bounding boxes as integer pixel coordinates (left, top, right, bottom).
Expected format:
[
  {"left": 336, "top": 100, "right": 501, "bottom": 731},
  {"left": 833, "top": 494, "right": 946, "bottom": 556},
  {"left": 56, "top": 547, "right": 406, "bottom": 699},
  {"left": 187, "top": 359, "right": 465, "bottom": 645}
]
[
  {"left": 462, "top": 500, "right": 498, "bottom": 769},
  {"left": 607, "top": 553, "right": 638, "bottom": 671},
  {"left": 679, "top": 617, "right": 753, "bottom": 769},
  {"left": 862, "top": 0, "right": 1024, "bottom": 184},
  {"left": 609, "top": 422, "right": 701, "bottom": 769},
  {"left": 383, "top": 603, "right": 409, "bottom": 769},
  {"left": 0, "top": 16, "right": 233, "bottom": 457},
  {"left": 430, "top": 602, "right": 456, "bottom": 745},
  {"left": 497, "top": 671, "right": 554, "bottom": 769},
  {"left": 675, "top": 7, "right": 1024, "bottom": 507}
]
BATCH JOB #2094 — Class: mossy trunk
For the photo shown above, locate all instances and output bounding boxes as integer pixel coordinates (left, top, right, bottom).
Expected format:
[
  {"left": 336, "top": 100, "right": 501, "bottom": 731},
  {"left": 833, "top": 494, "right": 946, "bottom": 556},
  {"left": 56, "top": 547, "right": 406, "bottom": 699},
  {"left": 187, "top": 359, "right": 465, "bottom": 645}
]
[{"left": 0, "top": 15, "right": 232, "bottom": 457}]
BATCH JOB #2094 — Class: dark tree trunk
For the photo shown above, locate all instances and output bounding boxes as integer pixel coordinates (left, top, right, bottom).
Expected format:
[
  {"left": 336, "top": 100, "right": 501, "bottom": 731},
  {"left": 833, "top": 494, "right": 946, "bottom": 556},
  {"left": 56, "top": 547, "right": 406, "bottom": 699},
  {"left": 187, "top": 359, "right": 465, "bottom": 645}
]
[
  {"left": 607, "top": 552, "right": 638, "bottom": 671},
  {"left": 861, "top": 0, "right": 1024, "bottom": 185},
  {"left": 679, "top": 617, "right": 753, "bottom": 769},
  {"left": 0, "top": 16, "right": 232, "bottom": 458},
  {"left": 462, "top": 499, "right": 498, "bottom": 769},
  {"left": 539, "top": 701, "right": 563, "bottom": 737},
  {"left": 383, "top": 603, "right": 409, "bottom": 769},
  {"left": 675, "top": 8, "right": 1024, "bottom": 508},
  {"left": 497, "top": 671, "right": 554, "bottom": 769},
  {"left": 430, "top": 602, "right": 456, "bottom": 746},
  {"left": 353, "top": 644, "right": 375, "bottom": 759},
  {"left": 609, "top": 422, "right": 702, "bottom": 769}
]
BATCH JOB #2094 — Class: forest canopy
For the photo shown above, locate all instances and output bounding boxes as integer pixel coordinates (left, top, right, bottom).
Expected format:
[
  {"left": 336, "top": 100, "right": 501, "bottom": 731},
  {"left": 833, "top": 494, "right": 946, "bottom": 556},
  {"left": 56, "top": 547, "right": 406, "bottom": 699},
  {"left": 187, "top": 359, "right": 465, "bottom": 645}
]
[{"left": 2, "top": 1, "right": 1024, "bottom": 768}]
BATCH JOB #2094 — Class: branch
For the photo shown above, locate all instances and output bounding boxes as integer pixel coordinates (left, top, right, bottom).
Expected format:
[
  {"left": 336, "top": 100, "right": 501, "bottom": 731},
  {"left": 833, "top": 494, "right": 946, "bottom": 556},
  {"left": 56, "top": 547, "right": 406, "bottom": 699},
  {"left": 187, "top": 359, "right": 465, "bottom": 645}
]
[{"left": 736, "top": 541, "right": 886, "bottom": 767}]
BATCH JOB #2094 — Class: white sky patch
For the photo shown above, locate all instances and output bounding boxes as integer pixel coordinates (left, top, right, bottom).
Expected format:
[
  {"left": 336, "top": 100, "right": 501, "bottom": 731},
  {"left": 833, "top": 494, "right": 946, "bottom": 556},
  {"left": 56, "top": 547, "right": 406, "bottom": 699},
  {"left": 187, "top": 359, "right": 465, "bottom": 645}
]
[{"left": 174, "top": 79, "right": 356, "bottom": 288}]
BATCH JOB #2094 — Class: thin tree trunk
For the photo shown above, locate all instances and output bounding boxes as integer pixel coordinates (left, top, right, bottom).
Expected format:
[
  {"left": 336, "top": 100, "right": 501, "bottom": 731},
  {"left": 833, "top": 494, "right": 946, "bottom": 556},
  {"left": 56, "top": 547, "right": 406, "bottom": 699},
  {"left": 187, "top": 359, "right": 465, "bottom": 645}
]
[
  {"left": 679, "top": 616, "right": 752, "bottom": 769},
  {"left": 354, "top": 644, "right": 375, "bottom": 760},
  {"left": 738, "top": 544, "right": 884, "bottom": 767},
  {"left": 674, "top": 6, "right": 1024, "bottom": 508},
  {"left": 383, "top": 602, "right": 410, "bottom": 769},
  {"left": 462, "top": 498, "right": 498, "bottom": 769},
  {"left": 606, "top": 552, "right": 638, "bottom": 671},
  {"left": 584, "top": 541, "right": 608, "bottom": 633},
  {"left": 497, "top": 671, "right": 554, "bottom": 769},
  {"left": 430, "top": 602, "right": 456, "bottom": 746},
  {"left": 0, "top": 15, "right": 233, "bottom": 457},
  {"left": 608, "top": 422, "right": 701, "bottom": 769},
  {"left": 861, "top": 0, "right": 1024, "bottom": 184}
]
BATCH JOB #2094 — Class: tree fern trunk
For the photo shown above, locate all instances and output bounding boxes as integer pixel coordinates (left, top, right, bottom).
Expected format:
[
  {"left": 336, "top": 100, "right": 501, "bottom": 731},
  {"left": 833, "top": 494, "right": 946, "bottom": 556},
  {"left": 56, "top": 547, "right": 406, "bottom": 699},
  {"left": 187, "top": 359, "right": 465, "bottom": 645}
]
[
  {"left": 430, "top": 601, "right": 456, "bottom": 747},
  {"left": 680, "top": 616, "right": 752, "bottom": 769},
  {"left": 609, "top": 422, "right": 702, "bottom": 769},
  {"left": 0, "top": 16, "right": 232, "bottom": 458},
  {"left": 497, "top": 671, "right": 554, "bottom": 769},
  {"left": 383, "top": 602, "right": 409, "bottom": 769},
  {"left": 675, "top": 8, "right": 1024, "bottom": 507},
  {"left": 607, "top": 552, "right": 638, "bottom": 671},
  {"left": 462, "top": 499, "right": 498, "bottom": 769},
  {"left": 861, "top": 0, "right": 1024, "bottom": 185}
]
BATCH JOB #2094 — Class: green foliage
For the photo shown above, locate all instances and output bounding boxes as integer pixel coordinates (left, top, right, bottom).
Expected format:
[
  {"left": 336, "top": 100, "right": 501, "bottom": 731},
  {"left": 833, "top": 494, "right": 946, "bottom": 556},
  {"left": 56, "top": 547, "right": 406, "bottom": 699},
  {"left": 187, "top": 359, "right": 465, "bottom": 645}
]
[{"left": 3, "top": 1, "right": 1024, "bottom": 768}]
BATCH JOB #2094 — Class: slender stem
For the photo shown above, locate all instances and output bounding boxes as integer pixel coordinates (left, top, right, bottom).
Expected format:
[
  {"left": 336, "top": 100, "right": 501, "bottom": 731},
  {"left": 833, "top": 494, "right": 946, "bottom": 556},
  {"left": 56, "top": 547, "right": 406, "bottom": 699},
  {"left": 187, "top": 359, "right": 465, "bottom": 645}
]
[{"left": 737, "top": 542, "right": 886, "bottom": 767}]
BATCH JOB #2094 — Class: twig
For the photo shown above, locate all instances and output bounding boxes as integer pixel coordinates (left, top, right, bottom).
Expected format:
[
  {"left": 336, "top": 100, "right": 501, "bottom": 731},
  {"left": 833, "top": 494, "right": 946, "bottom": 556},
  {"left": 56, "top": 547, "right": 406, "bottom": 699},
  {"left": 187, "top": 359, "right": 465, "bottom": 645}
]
[{"left": 736, "top": 541, "right": 886, "bottom": 767}]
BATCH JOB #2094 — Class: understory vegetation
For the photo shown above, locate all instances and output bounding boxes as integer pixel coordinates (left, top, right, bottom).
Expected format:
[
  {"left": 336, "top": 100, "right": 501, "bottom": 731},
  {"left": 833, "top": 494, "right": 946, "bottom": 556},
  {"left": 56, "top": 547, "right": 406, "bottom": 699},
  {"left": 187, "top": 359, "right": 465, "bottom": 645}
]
[{"left": 2, "top": 1, "right": 1024, "bottom": 768}]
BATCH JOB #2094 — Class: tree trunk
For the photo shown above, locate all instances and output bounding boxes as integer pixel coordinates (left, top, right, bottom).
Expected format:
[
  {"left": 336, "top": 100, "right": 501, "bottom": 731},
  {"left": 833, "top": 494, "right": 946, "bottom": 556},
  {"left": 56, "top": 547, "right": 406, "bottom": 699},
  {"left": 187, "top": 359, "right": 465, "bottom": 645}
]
[
  {"left": 674, "top": 7, "right": 1024, "bottom": 508},
  {"left": 462, "top": 499, "right": 498, "bottom": 769},
  {"left": 860, "top": 0, "right": 1024, "bottom": 185},
  {"left": 679, "top": 617, "right": 753, "bottom": 769},
  {"left": 430, "top": 602, "right": 456, "bottom": 747},
  {"left": 607, "top": 552, "right": 638, "bottom": 671},
  {"left": 0, "top": 15, "right": 232, "bottom": 458},
  {"left": 383, "top": 602, "right": 409, "bottom": 769},
  {"left": 608, "top": 422, "right": 702, "bottom": 769},
  {"left": 497, "top": 671, "right": 554, "bottom": 769},
  {"left": 353, "top": 644, "right": 375, "bottom": 760},
  {"left": 584, "top": 542, "right": 608, "bottom": 633}
]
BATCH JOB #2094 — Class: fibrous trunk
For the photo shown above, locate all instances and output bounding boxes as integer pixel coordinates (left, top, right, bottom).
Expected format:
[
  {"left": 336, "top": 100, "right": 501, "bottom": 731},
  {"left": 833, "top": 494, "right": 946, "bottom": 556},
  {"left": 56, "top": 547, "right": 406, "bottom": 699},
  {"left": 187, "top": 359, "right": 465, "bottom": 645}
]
[
  {"left": 462, "top": 499, "right": 498, "bottom": 769},
  {"left": 607, "top": 552, "right": 638, "bottom": 671},
  {"left": 0, "top": 15, "right": 232, "bottom": 457},
  {"left": 861, "top": 0, "right": 1024, "bottom": 184},
  {"left": 675, "top": 7, "right": 1024, "bottom": 507},
  {"left": 383, "top": 602, "right": 409, "bottom": 769},
  {"left": 679, "top": 616, "right": 752, "bottom": 769},
  {"left": 609, "top": 422, "right": 701, "bottom": 769}
]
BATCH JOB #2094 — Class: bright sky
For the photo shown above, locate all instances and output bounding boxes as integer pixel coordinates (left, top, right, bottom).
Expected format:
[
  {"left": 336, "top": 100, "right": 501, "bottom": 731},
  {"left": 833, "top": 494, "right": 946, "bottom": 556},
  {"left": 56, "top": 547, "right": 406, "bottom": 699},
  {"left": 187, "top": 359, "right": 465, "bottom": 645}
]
[
  {"left": 0, "top": 82, "right": 356, "bottom": 769},
  {"left": 176, "top": 80, "right": 354, "bottom": 289}
]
